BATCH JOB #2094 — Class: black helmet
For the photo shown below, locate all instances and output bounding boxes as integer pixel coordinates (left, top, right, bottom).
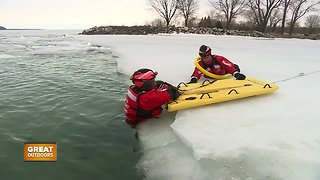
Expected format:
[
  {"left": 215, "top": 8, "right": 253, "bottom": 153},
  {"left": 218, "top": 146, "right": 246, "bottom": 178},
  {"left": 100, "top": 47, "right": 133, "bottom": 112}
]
[
  {"left": 130, "top": 68, "right": 158, "bottom": 90},
  {"left": 199, "top": 45, "right": 212, "bottom": 57}
]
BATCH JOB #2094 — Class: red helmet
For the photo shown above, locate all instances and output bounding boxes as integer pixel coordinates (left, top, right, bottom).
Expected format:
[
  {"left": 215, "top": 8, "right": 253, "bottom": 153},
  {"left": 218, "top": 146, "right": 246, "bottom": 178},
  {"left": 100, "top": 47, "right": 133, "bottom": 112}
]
[
  {"left": 199, "top": 45, "right": 212, "bottom": 57},
  {"left": 130, "top": 68, "right": 158, "bottom": 90}
]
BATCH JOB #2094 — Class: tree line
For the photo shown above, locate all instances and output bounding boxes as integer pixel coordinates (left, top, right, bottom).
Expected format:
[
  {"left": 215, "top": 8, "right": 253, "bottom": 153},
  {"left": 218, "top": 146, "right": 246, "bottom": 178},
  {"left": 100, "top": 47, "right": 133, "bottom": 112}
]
[{"left": 147, "top": 0, "right": 320, "bottom": 35}]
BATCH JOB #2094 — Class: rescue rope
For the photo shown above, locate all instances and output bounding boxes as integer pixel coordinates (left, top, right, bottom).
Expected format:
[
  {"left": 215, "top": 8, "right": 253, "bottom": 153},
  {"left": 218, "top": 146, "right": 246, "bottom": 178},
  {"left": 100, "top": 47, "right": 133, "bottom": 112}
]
[{"left": 272, "top": 70, "right": 320, "bottom": 84}]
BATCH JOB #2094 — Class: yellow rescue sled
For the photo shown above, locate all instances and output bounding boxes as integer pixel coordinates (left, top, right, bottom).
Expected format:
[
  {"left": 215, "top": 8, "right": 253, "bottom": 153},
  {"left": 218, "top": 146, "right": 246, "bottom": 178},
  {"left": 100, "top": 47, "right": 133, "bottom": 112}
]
[{"left": 167, "top": 78, "right": 279, "bottom": 112}]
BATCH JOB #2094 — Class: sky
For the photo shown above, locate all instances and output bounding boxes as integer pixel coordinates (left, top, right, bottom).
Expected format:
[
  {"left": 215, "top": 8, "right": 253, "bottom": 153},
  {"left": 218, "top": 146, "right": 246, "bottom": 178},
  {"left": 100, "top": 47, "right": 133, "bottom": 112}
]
[
  {"left": 75, "top": 34, "right": 320, "bottom": 179},
  {"left": 0, "top": 0, "right": 211, "bottom": 29}
]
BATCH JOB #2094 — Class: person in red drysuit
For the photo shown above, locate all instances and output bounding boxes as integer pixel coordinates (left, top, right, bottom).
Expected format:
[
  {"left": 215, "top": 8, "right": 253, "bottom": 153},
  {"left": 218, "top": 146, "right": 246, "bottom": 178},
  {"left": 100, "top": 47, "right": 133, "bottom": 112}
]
[
  {"left": 124, "top": 68, "right": 180, "bottom": 128},
  {"left": 189, "top": 45, "right": 246, "bottom": 83}
]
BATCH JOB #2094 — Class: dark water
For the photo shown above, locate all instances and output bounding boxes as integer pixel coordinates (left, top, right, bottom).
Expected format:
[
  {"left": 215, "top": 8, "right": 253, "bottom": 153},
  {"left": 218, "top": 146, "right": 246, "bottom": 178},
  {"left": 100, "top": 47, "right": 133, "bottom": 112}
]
[{"left": 0, "top": 30, "right": 141, "bottom": 179}]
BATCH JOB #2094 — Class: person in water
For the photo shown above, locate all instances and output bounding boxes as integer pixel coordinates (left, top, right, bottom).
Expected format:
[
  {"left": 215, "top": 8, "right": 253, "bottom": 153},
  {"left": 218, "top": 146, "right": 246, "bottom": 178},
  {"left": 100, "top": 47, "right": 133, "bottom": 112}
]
[
  {"left": 189, "top": 45, "right": 246, "bottom": 83},
  {"left": 124, "top": 68, "right": 180, "bottom": 127}
]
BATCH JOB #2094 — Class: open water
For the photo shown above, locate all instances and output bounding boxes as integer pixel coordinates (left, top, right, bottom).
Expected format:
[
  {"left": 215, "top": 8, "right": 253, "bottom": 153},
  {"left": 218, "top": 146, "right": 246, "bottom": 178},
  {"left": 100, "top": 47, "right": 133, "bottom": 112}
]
[{"left": 0, "top": 30, "right": 141, "bottom": 179}]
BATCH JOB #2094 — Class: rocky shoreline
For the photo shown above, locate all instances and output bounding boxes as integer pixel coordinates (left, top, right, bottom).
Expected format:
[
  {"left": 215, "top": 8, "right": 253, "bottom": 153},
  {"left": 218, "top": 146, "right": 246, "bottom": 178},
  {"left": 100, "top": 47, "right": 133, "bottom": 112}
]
[{"left": 80, "top": 25, "right": 276, "bottom": 38}]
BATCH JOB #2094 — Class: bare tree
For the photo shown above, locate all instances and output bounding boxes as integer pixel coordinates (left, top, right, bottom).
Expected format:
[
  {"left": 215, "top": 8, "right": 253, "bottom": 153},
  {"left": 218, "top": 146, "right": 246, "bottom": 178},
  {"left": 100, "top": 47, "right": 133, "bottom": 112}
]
[
  {"left": 247, "top": 0, "right": 283, "bottom": 32},
  {"left": 187, "top": 17, "right": 199, "bottom": 27},
  {"left": 148, "top": 18, "right": 167, "bottom": 27},
  {"left": 287, "top": 0, "right": 320, "bottom": 35},
  {"left": 209, "top": 0, "right": 247, "bottom": 29},
  {"left": 269, "top": 8, "right": 282, "bottom": 32},
  {"left": 148, "top": 0, "right": 179, "bottom": 32},
  {"left": 243, "top": 9, "right": 258, "bottom": 26},
  {"left": 178, "top": 0, "right": 199, "bottom": 27},
  {"left": 305, "top": 14, "right": 320, "bottom": 31},
  {"left": 280, "top": 0, "right": 294, "bottom": 34}
]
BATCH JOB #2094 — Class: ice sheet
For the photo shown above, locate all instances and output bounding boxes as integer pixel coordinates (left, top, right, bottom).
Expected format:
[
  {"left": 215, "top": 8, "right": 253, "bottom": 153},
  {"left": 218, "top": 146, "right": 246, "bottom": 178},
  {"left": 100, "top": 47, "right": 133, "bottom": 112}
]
[{"left": 75, "top": 34, "right": 320, "bottom": 179}]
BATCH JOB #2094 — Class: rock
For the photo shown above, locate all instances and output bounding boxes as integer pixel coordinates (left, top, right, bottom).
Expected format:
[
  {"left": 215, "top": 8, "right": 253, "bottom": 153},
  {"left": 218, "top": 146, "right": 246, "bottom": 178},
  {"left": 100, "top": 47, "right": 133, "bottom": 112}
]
[
  {"left": 0, "top": 26, "right": 7, "bottom": 30},
  {"left": 80, "top": 25, "right": 275, "bottom": 39}
]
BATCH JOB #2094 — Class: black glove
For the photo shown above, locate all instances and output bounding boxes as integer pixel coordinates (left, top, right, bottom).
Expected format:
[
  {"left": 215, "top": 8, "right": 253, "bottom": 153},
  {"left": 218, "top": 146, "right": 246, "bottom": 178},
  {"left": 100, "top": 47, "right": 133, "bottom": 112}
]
[
  {"left": 188, "top": 77, "right": 197, "bottom": 84},
  {"left": 156, "top": 80, "right": 166, "bottom": 89},
  {"left": 166, "top": 85, "right": 181, "bottom": 100},
  {"left": 156, "top": 80, "right": 180, "bottom": 100},
  {"left": 234, "top": 72, "right": 246, "bottom": 80}
]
